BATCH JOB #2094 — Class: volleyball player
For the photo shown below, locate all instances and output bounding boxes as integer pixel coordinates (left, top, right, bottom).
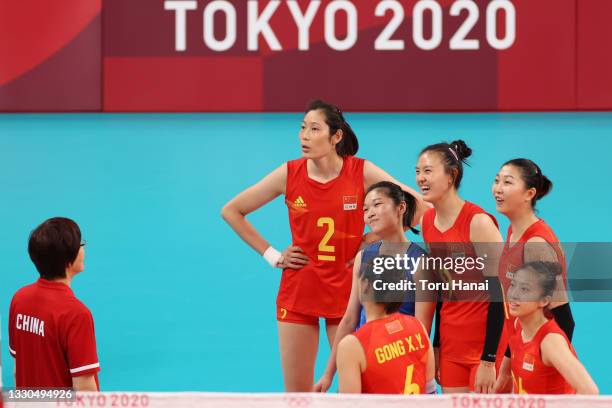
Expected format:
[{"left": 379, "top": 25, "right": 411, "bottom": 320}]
[
  {"left": 222, "top": 100, "right": 427, "bottom": 392},
  {"left": 336, "top": 253, "right": 435, "bottom": 394},
  {"left": 314, "top": 181, "right": 426, "bottom": 392},
  {"left": 415, "top": 140, "right": 504, "bottom": 393},
  {"left": 492, "top": 159, "right": 573, "bottom": 391},
  {"left": 8, "top": 217, "right": 100, "bottom": 391},
  {"left": 500, "top": 262, "right": 597, "bottom": 394}
]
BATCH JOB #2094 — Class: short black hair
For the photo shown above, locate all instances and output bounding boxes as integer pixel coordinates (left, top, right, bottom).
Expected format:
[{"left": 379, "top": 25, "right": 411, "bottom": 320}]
[{"left": 28, "top": 217, "right": 81, "bottom": 280}]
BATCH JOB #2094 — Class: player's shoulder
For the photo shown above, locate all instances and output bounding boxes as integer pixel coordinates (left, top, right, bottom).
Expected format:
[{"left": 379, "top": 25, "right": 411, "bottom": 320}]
[
  {"left": 10, "top": 281, "right": 41, "bottom": 305},
  {"left": 463, "top": 201, "right": 493, "bottom": 221},
  {"left": 62, "top": 295, "right": 94, "bottom": 320},
  {"left": 287, "top": 157, "right": 306, "bottom": 167},
  {"left": 337, "top": 334, "right": 365, "bottom": 369},
  {"left": 540, "top": 331, "right": 571, "bottom": 358},
  {"left": 464, "top": 201, "right": 484, "bottom": 212},
  {"left": 525, "top": 220, "right": 558, "bottom": 243},
  {"left": 470, "top": 212, "right": 497, "bottom": 228},
  {"left": 421, "top": 207, "right": 436, "bottom": 226},
  {"left": 338, "top": 333, "right": 361, "bottom": 352},
  {"left": 469, "top": 205, "right": 499, "bottom": 235},
  {"left": 408, "top": 242, "right": 427, "bottom": 257},
  {"left": 348, "top": 155, "right": 365, "bottom": 165},
  {"left": 344, "top": 155, "right": 365, "bottom": 177},
  {"left": 525, "top": 236, "right": 548, "bottom": 244},
  {"left": 399, "top": 313, "right": 424, "bottom": 329},
  {"left": 362, "top": 241, "right": 383, "bottom": 258},
  {"left": 12, "top": 281, "right": 38, "bottom": 297}
]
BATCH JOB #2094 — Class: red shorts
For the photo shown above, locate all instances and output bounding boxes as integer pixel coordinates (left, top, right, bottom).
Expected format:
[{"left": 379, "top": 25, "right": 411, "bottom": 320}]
[
  {"left": 439, "top": 358, "right": 478, "bottom": 390},
  {"left": 276, "top": 307, "right": 342, "bottom": 326}
]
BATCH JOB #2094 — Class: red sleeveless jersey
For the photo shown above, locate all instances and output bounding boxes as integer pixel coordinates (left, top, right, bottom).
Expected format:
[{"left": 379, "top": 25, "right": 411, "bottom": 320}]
[
  {"left": 497, "top": 220, "right": 566, "bottom": 363},
  {"left": 422, "top": 201, "right": 498, "bottom": 363},
  {"left": 499, "top": 220, "right": 566, "bottom": 298},
  {"left": 277, "top": 156, "right": 365, "bottom": 317},
  {"left": 353, "top": 313, "right": 429, "bottom": 394},
  {"left": 509, "top": 318, "right": 576, "bottom": 394}
]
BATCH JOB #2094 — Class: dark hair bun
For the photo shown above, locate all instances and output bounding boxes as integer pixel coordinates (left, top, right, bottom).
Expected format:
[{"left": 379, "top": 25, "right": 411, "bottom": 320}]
[
  {"left": 450, "top": 140, "right": 472, "bottom": 161},
  {"left": 548, "top": 261, "right": 562, "bottom": 277},
  {"left": 536, "top": 175, "right": 553, "bottom": 200}
]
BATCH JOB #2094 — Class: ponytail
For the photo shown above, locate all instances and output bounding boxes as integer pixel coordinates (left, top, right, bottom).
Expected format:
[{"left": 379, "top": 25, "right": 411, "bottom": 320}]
[
  {"left": 306, "top": 99, "right": 359, "bottom": 157},
  {"left": 365, "top": 181, "right": 420, "bottom": 234}
]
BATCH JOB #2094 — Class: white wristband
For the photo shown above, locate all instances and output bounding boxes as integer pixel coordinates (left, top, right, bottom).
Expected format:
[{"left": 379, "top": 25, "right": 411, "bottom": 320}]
[
  {"left": 426, "top": 379, "right": 437, "bottom": 394},
  {"left": 263, "top": 246, "right": 282, "bottom": 268}
]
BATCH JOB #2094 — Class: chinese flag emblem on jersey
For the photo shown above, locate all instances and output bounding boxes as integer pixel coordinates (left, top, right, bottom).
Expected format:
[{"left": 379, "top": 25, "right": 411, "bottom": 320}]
[
  {"left": 522, "top": 354, "right": 535, "bottom": 371},
  {"left": 385, "top": 319, "right": 404, "bottom": 335},
  {"left": 343, "top": 195, "right": 358, "bottom": 210}
]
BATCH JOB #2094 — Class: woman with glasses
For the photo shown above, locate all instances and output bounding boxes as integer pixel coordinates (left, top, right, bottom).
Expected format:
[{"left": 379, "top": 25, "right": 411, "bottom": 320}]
[{"left": 9, "top": 217, "right": 100, "bottom": 391}]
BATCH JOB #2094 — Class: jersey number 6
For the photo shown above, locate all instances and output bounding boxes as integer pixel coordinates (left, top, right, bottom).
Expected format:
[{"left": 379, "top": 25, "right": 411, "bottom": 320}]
[
  {"left": 404, "top": 364, "right": 421, "bottom": 394},
  {"left": 317, "top": 217, "right": 336, "bottom": 261}
]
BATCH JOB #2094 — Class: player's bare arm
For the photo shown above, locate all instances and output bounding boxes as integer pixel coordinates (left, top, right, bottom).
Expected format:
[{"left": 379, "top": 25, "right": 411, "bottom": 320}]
[
  {"left": 541, "top": 333, "right": 599, "bottom": 395},
  {"left": 470, "top": 213, "right": 504, "bottom": 394},
  {"left": 72, "top": 374, "right": 98, "bottom": 392},
  {"left": 336, "top": 334, "right": 365, "bottom": 393},
  {"left": 222, "top": 164, "right": 308, "bottom": 269},
  {"left": 314, "top": 251, "right": 363, "bottom": 392}
]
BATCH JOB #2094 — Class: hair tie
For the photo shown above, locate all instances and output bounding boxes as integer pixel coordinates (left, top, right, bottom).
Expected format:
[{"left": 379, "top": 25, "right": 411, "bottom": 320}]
[{"left": 448, "top": 147, "right": 459, "bottom": 161}]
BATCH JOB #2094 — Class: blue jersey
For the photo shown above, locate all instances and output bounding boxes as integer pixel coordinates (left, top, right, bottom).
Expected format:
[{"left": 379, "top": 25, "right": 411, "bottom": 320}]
[{"left": 357, "top": 241, "right": 426, "bottom": 329}]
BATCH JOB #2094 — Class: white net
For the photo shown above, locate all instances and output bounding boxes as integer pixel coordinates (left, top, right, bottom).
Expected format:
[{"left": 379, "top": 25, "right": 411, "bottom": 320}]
[{"left": 4, "top": 392, "right": 612, "bottom": 408}]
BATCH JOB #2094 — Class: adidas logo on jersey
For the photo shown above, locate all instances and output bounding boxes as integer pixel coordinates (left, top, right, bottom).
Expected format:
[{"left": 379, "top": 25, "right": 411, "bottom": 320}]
[{"left": 293, "top": 196, "right": 307, "bottom": 208}]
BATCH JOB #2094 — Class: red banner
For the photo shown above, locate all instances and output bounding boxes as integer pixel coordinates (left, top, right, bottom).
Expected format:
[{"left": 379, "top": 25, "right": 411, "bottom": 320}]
[
  {"left": 0, "top": 0, "right": 101, "bottom": 112},
  {"left": 1, "top": 0, "right": 612, "bottom": 111}
]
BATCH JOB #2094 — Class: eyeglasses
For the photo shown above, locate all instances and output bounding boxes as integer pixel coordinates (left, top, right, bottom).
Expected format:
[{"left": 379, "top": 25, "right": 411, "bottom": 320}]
[{"left": 80, "top": 240, "right": 87, "bottom": 247}]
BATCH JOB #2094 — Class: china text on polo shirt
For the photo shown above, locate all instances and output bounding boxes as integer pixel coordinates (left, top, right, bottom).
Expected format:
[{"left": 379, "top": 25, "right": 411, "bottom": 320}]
[{"left": 9, "top": 279, "right": 100, "bottom": 390}]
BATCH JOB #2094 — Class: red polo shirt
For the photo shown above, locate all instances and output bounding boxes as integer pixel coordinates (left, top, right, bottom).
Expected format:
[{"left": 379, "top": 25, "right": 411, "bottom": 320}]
[{"left": 9, "top": 279, "right": 100, "bottom": 390}]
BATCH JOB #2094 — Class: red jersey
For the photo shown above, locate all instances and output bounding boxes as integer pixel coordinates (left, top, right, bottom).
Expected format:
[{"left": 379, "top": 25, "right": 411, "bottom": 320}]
[
  {"left": 497, "top": 220, "right": 566, "bottom": 363},
  {"left": 9, "top": 279, "right": 100, "bottom": 390},
  {"left": 278, "top": 156, "right": 365, "bottom": 317},
  {"left": 509, "top": 318, "right": 576, "bottom": 394},
  {"left": 499, "top": 220, "right": 566, "bottom": 302},
  {"left": 353, "top": 313, "right": 429, "bottom": 394},
  {"left": 422, "top": 201, "right": 498, "bottom": 363}
]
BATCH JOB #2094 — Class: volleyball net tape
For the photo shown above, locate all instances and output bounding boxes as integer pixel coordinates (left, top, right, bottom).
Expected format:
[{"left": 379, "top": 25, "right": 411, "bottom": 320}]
[{"left": 4, "top": 392, "right": 612, "bottom": 408}]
